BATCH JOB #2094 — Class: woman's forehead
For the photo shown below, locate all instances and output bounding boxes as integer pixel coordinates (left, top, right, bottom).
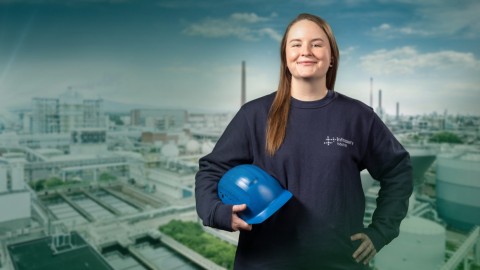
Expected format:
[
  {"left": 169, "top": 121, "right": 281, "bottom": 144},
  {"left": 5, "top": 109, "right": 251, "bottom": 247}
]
[{"left": 287, "top": 20, "right": 327, "bottom": 41}]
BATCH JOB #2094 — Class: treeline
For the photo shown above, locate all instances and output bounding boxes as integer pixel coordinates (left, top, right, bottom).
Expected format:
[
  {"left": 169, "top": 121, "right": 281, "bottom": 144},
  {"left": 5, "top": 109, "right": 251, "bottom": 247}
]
[
  {"left": 159, "top": 219, "right": 236, "bottom": 270},
  {"left": 29, "top": 177, "right": 64, "bottom": 191},
  {"left": 29, "top": 173, "right": 117, "bottom": 191},
  {"left": 429, "top": 132, "right": 463, "bottom": 144}
]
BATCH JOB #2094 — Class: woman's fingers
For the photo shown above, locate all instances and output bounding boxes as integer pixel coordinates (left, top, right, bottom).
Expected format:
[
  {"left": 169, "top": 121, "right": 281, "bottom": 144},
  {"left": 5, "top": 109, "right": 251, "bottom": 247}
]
[
  {"left": 232, "top": 204, "right": 247, "bottom": 213},
  {"left": 351, "top": 233, "right": 377, "bottom": 265},
  {"left": 232, "top": 204, "right": 252, "bottom": 231}
]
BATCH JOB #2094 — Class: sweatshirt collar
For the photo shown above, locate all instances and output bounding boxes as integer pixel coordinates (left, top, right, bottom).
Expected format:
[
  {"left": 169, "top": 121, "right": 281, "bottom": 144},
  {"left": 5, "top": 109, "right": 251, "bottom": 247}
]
[{"left": 290, "top": 90, "right": 336, "bottom": 109}]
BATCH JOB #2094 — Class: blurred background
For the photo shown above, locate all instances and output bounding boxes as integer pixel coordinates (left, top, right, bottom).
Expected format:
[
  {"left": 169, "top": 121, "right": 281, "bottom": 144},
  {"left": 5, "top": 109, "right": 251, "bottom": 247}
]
[{"left": 0, "top": 1, "right": 479, "bottom": 270}]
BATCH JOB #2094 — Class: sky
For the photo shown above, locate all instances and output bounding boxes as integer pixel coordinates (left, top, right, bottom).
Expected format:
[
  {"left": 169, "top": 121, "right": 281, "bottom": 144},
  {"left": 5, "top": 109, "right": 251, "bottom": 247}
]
[{"left": 0, "top": 0, "right": 479, "bottom": 116}]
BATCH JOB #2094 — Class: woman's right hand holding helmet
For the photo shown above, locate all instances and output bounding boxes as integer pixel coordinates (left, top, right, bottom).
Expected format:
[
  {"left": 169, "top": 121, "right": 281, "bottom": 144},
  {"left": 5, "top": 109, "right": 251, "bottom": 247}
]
[{"left": 232, "top": 204, "right": 253, "bottom": 231}]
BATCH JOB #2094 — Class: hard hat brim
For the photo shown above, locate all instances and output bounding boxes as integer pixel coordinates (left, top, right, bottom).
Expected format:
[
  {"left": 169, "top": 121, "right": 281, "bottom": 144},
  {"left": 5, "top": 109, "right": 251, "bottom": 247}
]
[{"left": 242, "top": 189, "right": 293, "bottom": 224}]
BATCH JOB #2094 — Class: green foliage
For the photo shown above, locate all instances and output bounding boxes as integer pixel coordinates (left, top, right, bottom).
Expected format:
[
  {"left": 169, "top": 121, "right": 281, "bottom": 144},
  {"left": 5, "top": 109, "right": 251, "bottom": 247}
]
[
  {"left": 45, "top": 177, "right": 64, "bottom": 188},
  {"left": 429, "top": 132, "right": 463, "bottom": 144},
  {"left": 29, "top": 179, "right": 46, "bottom": 191},
  {"left": 99, "top": 172, "right": 116, "bottom": 182},
  {"left": 411, "top": 134, "right": 421, "bottom": 141},
  {"left": 159, "top": 220, "right": 236, "bottom": 270},
  {"left": 109, "top": 114, "right": 124, "bottom": 126},
  {"left": 30, "top": 177, "right": 77, "bottom": 191}
]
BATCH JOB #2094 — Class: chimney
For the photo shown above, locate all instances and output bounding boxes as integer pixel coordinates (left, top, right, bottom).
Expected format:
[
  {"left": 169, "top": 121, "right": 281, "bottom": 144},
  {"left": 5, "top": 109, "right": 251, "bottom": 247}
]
[
  {"left": 378, "top": 89, "right": 382, "bottom": 109},
  {"left": 370, "top": 77, "right": 373, "bottom": 108},
  {"left": 396, "top": 102, "right": 399, "bottom": 120},
  {"left": 241, "top": 61, "right": 246, "bottom": 106}
]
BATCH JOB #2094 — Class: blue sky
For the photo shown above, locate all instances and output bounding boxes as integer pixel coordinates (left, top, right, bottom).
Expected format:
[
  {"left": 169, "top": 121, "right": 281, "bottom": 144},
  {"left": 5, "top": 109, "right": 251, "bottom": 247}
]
[{"left": 0, "top": 0, "right": 479, "bottom": 116}]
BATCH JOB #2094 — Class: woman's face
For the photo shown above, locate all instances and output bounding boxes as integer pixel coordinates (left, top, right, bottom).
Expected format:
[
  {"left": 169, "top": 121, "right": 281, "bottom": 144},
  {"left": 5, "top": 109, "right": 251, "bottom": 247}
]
[{"left": 285, "top": 19, "right": 332, "bottom": 82}]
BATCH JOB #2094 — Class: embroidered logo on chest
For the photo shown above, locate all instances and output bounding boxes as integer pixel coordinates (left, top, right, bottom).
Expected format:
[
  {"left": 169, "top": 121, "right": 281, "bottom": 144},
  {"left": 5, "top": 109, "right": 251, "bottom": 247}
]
[{"left": 323, "top": 136, "right": 355, "bottom": 148}]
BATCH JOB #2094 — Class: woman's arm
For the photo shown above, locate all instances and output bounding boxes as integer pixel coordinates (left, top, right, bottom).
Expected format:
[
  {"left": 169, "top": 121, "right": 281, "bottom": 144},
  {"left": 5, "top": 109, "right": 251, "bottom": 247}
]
[
  {"left": 195, "top": 109, "right": 254, "bottom": 231},
  {"left": 361, "top": 114, "right": 413, "bottom": 252}
]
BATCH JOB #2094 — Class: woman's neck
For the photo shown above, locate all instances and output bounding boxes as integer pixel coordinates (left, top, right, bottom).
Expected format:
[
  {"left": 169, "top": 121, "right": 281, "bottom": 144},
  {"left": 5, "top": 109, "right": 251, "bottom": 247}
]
[{"left": 290, "top": 77, "right": 328, "bottom": 101}]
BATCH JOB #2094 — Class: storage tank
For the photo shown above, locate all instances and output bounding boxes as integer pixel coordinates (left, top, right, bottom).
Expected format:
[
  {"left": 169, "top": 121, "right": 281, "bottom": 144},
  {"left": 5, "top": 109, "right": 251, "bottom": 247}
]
[
  {"left": 185, "top": 139, "right": 200, "bottom": 154},
  {"left": 375, "top": 216, "right": 445, "bottom": 270},
  {"left": 405, "top": 144, "right": 437, "bottom": 185},
  {"left": 436, "top": 152, "right": 480, "bottom": 230},
  {"left": 361, "top": 144, "right": 437, "bottom": 189},
  {"left": 201, "top": 141, "right": 214, "bottom": 154},
  {"left": 161, "top": 142, "right": 179, "bottom": 158}
]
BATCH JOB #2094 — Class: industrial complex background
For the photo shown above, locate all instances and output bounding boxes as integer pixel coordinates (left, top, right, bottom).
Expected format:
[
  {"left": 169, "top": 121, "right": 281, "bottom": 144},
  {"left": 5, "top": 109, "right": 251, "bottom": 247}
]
[{"left": 0, "top": 64, "right": 479, "bottom": 270}]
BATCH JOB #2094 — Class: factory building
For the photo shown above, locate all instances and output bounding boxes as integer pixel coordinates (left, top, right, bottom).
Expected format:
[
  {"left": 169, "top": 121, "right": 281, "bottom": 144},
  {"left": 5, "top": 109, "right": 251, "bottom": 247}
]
[
  {"left": 0, "top": 158, "right": 31, "bottom": 231},
  {"left": 32, "top": 89, "right": 105, "bottom": 134}
]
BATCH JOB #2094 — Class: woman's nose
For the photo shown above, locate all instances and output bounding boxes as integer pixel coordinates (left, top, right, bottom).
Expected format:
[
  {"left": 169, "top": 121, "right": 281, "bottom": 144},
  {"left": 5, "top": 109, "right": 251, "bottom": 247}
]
[{"left": 301, "top": 45, "right": 312, "bottom": 56}]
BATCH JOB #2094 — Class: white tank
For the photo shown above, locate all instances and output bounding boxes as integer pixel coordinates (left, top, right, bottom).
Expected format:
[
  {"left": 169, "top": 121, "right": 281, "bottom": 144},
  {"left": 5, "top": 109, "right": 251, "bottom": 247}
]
[
  {"left": 185, "top": 139, "right": 200, "bottom": 153},
  {"left": 201, "top": 141, "right": 214, "bottom": 154},
  {"left": 436, "top": 152, "right": 480, "bottom": 230},
  {"left": 161, "top": 142, "right": 179, "bottom": 158},
  {"left": 375, "top": 216, "right": 445, "bottom": 270}
]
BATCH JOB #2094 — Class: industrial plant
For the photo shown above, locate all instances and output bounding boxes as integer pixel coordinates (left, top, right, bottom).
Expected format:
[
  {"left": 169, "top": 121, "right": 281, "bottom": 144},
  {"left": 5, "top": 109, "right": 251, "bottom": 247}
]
[{"left": 0, "top": 66, "right": 479, "bottom": 270}]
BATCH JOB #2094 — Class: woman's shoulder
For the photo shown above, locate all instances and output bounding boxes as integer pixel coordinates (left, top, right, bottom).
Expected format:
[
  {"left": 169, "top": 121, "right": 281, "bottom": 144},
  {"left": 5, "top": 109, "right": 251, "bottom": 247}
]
[
  {"left": 334, "top": 91, "right": 375, "bottom": 114},
  {"left": 240, "top": 91, "right": 276, "bottom": 113}
]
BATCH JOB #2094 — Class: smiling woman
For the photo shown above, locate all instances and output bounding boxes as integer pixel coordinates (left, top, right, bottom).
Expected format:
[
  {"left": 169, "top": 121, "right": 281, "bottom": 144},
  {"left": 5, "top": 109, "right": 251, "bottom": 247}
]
[
  {"left": 0, "top": 2, "right": 478, "bottom": 270},
  {"left": 195, "top": 13, "right": 413, "bottom": 270},
  {"left": 286, "top": 20, "right": 332, "bottom": 99}
]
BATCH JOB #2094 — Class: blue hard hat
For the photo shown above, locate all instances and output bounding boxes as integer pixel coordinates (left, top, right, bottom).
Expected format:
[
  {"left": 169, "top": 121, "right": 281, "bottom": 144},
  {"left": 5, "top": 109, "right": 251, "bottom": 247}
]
[{"left": 218, "top": 164, "right": 293, "bottom": 224}]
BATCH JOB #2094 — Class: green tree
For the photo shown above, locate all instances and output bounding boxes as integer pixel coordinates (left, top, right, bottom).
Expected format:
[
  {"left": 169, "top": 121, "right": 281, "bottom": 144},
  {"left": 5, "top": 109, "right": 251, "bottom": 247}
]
[
  {"left": 109, "top": 114, "right": 124, "bottom": 125},
  {"left": 45, "top": 177, "right": 64, "bottom": 188},
  {"left": 429, "top": 132, "right": 463, "bottom": 144},
  {"left": 30, "top": 179, "right": 46, "bottom": 191},
  {"left": 99, "top": 172, "right": 116, "bottom": 182}
]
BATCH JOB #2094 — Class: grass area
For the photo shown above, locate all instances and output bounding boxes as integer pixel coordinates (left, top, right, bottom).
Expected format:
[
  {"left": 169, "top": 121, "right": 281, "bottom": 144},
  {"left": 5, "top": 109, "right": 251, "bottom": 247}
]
[{"left": 159, "top": 220, "right": 236, "bottom": 270}]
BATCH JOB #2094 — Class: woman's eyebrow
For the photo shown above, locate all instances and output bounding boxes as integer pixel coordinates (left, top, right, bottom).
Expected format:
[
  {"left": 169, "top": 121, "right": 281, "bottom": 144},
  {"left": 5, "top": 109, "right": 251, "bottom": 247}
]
[
  {"left": 288, "top": 38, "right": 302, "bottom": 43},
  {"left": 288, "top": 37, "right": 325, "bottom": 43},
  {"left": 311, "top": 38, "right": 325, "bottom": 42}
]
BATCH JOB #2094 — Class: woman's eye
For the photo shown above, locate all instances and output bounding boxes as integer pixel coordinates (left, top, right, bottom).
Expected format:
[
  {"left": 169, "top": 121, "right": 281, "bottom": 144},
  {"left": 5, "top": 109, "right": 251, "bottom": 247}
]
[
  {"left": 313, "top": 44, "right": 322, "bottom": 47},
  {"left": 291, "top": 44, "right": 301, "bottom": 47}
]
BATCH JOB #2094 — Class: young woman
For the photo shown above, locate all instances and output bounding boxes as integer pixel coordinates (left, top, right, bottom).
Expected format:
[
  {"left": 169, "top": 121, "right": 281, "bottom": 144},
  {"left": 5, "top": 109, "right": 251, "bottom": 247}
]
[{"left": 195, "top": 13, "right": 412, "bottom": 269}]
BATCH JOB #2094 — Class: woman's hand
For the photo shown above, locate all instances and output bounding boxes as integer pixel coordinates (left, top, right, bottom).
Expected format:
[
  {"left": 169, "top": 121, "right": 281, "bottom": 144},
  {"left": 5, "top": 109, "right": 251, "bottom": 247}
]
[
  {"left": 232, "top": 204, "right": 252, "bottom": 231},
  {"left": 351, "top": 233, "right": 377, "bottom": 265}
]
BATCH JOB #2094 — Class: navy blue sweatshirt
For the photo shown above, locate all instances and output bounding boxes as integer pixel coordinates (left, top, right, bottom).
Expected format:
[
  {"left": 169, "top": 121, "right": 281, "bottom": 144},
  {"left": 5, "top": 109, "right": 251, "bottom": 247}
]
[{"left": 195, "top": 91, "right": 413, "bottom": 269}]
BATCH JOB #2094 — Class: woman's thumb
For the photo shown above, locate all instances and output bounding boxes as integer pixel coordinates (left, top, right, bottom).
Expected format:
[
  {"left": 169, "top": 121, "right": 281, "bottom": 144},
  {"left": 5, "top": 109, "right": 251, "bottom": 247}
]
[{"left": 232, "top": 204, "right": 247, "bottom": 213}]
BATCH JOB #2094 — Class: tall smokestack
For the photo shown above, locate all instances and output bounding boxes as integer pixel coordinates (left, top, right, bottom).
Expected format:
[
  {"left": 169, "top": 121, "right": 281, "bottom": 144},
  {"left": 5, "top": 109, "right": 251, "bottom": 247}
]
[
  {"left": 370, "top": 77, "right": 373, "bottom": 108},
  {"left": 376, "top": 88, "right": 383, "bottom": 117},
  {"left": 241, "top": 61, "right": 246, "bottom": 106},
  {"left": 378, "top": 89, "right": 382, "bottom": 109},
  {"left": 396, "top": 102, "right": 399, "bottom": 120}
]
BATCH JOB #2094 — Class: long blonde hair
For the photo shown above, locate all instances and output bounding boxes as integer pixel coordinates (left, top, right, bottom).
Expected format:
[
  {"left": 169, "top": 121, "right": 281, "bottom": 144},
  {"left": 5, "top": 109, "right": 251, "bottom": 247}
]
[{"left": 265, "top": 13, "right": 340, "bottom": 156}]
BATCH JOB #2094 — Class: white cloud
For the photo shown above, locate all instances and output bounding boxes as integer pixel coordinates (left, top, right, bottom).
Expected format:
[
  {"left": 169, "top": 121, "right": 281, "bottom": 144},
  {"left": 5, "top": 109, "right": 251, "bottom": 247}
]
[
  {"left": 371, "top": 1, "right": 480, "bottom": 38},
  {"left": 258, "top": 27, "right": 282, "bottom": 42},
  {"left": 230, "top": 12, "right": 269, "bottom": 23},
  {"left": 360, "top": 46, "right": 480, "bottom": 75},
  {"left": 183, "top": 12, "right": 281, "bottom": 42},
  {"left": 340, "top": 46, "right": 356, "bottom": 57},
  {"left": 0, "top": 0, "right": 129, "bottom": 4},
  {"left": 416, "top": 1, "right": 480, "bottom": 38},
  {"left": 371, "top": 23, "right": 432, "bottom": 38}
]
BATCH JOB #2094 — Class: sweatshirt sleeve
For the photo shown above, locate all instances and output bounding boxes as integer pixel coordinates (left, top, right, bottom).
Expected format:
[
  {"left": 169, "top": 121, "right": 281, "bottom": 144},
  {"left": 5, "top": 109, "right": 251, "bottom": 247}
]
[
  {"left": 361, "top": 113, "right": 413, "bottom": 252},
  {"left": 195, "top": 108, "right": 253, "bottom": 231}
]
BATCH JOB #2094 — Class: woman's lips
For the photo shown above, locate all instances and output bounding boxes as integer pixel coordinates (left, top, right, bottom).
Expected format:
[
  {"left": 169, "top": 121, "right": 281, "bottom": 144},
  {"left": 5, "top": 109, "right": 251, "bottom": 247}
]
[{"left": 297, "top": 61, "right": 317, "bottom": 65}]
